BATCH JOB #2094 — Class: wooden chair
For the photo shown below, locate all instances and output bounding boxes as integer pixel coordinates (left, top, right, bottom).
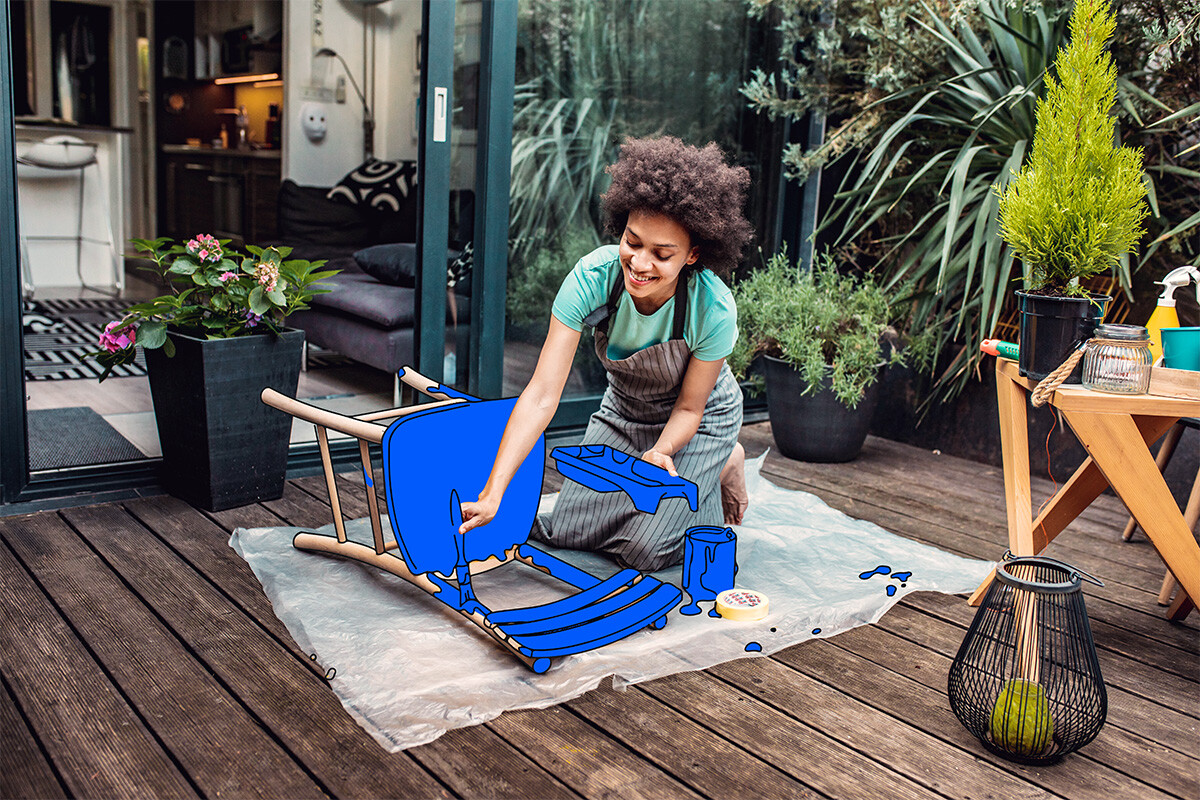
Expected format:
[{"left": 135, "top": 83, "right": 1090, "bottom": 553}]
[
  {"left": 1122, "top": 417, "right": 1200, "bottom": 617},
  {"left": 260, "top": 367, "right": 682, "bottom": 673}
]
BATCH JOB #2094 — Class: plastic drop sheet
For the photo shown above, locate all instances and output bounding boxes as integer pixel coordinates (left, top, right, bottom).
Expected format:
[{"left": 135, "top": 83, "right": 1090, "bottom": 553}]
[{"left": 230, "top": 452, "right": 994, "bottom": 752}]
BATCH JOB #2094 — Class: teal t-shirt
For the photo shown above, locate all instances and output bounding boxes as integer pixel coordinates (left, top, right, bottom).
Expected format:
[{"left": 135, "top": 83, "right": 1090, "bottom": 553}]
[{"left": 551, "top": 245, "right": 738, "bottom": 361}]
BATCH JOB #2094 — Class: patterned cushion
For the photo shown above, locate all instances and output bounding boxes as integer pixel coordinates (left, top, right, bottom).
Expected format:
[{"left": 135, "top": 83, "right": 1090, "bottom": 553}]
[{"left": 327, "top": 159, "right": 416, "bottom": 212}]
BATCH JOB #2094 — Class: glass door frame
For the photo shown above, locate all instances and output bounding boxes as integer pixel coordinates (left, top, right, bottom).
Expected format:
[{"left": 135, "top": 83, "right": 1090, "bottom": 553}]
[{"left": 417, "top": 0, "right": 517, "bottom": 401}]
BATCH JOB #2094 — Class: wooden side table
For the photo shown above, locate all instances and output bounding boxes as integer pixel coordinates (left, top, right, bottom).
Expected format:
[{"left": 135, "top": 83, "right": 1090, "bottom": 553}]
[{"left": 970, "top": 358, "right": 1200, "bottom": 620}]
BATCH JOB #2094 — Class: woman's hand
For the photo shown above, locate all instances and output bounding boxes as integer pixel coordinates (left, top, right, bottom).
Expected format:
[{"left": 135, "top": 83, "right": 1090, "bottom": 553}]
[
  {"left": 641, "top": 448, "right": 678, "bottom": 477},
  {"left": 458, "top": 496, "right": 500, "bottom": 535}
]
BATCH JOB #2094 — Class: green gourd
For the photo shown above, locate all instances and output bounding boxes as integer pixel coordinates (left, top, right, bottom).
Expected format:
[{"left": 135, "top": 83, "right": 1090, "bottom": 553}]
[{"left": 991, "top": 679, "right": 1055, "bottom": 756}]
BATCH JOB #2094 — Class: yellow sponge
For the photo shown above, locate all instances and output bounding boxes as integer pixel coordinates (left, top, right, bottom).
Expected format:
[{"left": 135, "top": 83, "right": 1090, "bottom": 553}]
[{"left": 715, "top": 589, "right": 769, "bottom": 621}]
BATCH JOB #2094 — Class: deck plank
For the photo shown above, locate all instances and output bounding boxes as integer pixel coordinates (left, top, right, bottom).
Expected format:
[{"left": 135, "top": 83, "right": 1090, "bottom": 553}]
[
  {"left": 778, "top": 637, "right": 1178, "bottom": 800},
  {"left": 708, "top": 655, "right": 1057, "bottom": 800},
  {"left": 0, "top": 521, "right": 198, "bottom": 800},
  {"left": 2, "top": 510, "right": 328, "bottom": 799},
  {"left": 56, "top": 502, "right": 452, "bottom": 800},
  {"left": 0, "top": 669, "right": 68, "bottom": 800},
  {"left": 566, "top": 682, "right": 823, "bottom": 799},
  {"left": 742, "top": 432, "right": 1200, "bottom": 657},
  {"left": 640, "top": 666, "right": 955, "bottom": 800},
  {"left": 488, "top": 705, "right": 706, "bottom": 799},
  {"left": 1, "top": 422, "right": 1195, "bottom": 800},
  {"left": 841, "top": 617, "right": 1199, "bottom": 799}
]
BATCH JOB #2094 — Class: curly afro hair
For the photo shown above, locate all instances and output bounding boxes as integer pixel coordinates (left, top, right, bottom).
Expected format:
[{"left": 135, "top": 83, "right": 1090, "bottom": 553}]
[{"left": 601, "top": 136, "right": 754, "bottom": 278}]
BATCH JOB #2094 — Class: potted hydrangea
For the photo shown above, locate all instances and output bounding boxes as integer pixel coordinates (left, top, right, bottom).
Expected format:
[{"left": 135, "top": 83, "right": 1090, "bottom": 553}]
[{"left": 93, "top": 234, "right": 338, "bottom": 511}]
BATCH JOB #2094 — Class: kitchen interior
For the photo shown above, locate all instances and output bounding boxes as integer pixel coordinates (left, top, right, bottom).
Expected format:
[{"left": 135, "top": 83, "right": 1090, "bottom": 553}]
[{"left": 14, "top": 0, "right": 420, "bottom": 475}]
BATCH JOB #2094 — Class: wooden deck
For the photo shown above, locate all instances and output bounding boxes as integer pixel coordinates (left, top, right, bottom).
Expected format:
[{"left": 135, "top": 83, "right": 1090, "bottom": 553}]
[{"left": 1, "top": 422, "right": 1195, "bottom": 800}]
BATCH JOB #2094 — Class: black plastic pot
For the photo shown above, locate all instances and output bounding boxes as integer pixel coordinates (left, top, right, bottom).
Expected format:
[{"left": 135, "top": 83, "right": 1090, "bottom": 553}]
[
  {"left": 146, "top": 328, "right": 304, "bottom": 511},
  {"left": 763, "top": 355, "right": 880, "bottom": 462},
  {"left": 1016, "top": 291, "right": 1110, "bottom": 382}
]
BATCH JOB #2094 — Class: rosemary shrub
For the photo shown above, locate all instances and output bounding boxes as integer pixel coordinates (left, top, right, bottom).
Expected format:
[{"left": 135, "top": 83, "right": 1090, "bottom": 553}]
[
  {"left": 729, "top": 250, "right": 933, "bottom": 408},
  {"left": 995, "top": 0, "right": 1149, "bottom": 296}
]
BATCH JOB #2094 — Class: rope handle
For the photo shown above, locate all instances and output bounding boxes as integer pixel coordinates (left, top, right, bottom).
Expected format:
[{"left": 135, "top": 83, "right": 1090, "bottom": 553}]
[{"left": 1029, "top": 336, "right": 1133, "bottom": 407}]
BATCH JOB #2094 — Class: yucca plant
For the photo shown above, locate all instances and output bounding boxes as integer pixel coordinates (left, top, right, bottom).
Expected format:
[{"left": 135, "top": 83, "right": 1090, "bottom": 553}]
[
  {"left": 815, "top": 1, "right": 1070, "bottom": 393},
  {"left": 996, "top": 0, "right": 1149, "bottom": 295}
]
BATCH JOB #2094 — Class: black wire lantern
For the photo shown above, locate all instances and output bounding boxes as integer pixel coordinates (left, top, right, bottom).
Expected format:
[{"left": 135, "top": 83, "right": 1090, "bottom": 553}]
[{"left": 948, "top": 555, "right": 1107, "bottom": 764}]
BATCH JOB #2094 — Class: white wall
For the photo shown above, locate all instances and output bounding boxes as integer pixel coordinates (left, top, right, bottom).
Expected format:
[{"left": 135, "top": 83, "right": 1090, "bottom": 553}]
[{"left": 283, "top": 0, "right": 422, "bottom": 186}]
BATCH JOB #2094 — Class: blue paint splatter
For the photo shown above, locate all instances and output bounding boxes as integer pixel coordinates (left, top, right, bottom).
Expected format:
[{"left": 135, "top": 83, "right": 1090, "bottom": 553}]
[
  {"left": 708, "top": 608, "right": 721, "bottom": 618},
  {"left": 812, "top": 628, "right": 822, "bottom": 635},
  {"left": 886, "top": 585, "right": 897, "bottom": 597},
  {"left": 770, "top": 627, "right": 777, "bottom": 633},
  {"left": 363, "top": 468, "right": 374, "bottom": 488},
  {"left": 859, "top": 565, "right": 891, "bottom": 580},
  {"left": 891, "top": 571, "right": 912, "bottom": 582},
  {"left": 745, "top": 642, "right": 762, "bottom": 652}
]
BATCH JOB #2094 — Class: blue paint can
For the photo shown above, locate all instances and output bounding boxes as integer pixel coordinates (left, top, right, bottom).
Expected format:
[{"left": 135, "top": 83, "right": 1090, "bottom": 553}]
[{"left": 680, "top": 525, "right": 737, "bottom": 616}]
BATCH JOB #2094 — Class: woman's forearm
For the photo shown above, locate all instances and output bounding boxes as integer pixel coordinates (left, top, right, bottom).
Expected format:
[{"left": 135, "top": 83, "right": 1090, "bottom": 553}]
[{"left": 650, "top": 407, "right": 703, "bottom": 457}]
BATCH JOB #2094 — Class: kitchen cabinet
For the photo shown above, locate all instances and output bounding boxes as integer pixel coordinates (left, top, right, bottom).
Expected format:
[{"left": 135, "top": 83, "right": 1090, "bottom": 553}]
[{"left": 162, "top": 148, "right": 280, "bottom": 246}]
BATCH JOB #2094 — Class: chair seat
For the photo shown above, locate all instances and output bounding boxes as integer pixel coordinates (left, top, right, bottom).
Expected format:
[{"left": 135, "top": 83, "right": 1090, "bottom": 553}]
[{"left": 499, "top": 578, "right": 682, "bottom": 659}]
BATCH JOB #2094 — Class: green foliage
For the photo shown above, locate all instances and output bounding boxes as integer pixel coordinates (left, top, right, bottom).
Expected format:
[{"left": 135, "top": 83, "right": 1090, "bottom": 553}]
[
  {"left": 88, "top": 235, "right": 338, "bottom": 381},
  {"left": 506, "top": 225, "right": 599, "bottom": 327},
  {"left": 996, "top": 0, "right": 1149, "bottom": 294},
  {"left": 745, "top": 0, "right": 1198, "bottom": 401},
  {"left": 730, "top": 250, "right": 934, "bottom": 407},
  {"left": 510, "top": 0, "right": 756, "bottom": 276}
]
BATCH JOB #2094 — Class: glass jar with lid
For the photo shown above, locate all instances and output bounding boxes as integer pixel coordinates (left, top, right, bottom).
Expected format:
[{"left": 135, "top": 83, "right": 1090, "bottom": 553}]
[{"left": 1081, "top": 324, "right": 1153, "bottom": 394}]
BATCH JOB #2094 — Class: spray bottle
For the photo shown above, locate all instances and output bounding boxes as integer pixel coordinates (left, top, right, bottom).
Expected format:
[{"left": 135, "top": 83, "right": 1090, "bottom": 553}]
[{"left": 1145, "top": 265, "right": 1200, "bottom": 362}]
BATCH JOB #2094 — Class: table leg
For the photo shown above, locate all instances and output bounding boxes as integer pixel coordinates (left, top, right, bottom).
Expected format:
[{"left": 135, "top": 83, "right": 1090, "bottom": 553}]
[
  {"left": 1030, "top": 415, "right": 1177, "bottom": 547},
  {"left": 1062, "top": 410, "right": 1200, "bottom": 620},
  {"left": 968, "top": 362, "right": 1034, "bottom": 606}
]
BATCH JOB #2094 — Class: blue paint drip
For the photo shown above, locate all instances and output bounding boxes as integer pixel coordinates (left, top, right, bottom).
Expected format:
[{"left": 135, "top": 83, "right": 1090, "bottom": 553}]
[
  {"left": 886, "top": 585, "right": 897, "bottom": 597},
  {"left": 745, "top": 642, "right": 762, "bottom": 652},
  {"left": 363, "top": 468, "right": 374, "bottom": 488},
  {"left": 859, "top": 565, "right": 891, "bottom": 580},
  {"left": 891, "top": 571, "right": 912, "bottom": 582},
  {"left": 812, "top": 628, "right": 822, "bottom": 635}
]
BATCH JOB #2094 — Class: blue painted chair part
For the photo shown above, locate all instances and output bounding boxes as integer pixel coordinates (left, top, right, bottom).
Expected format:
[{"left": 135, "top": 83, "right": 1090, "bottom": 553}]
[
  {"left": 260, "top": 367, "right": 681, "bottom": 674},
  {"left": 550, "top": 444, "right": 699, "bottom": 513}
]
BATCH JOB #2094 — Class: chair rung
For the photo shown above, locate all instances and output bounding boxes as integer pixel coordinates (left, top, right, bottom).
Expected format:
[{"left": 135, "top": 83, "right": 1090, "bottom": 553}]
[
  {"left": 512, "top": 582, "right": 681, "bottom": 658},
  {"left": 485, "top": 568, "right": 641, "bottom": 625},
  {"left": 499, "top": 576, "right": 660, "bottom": 637}
]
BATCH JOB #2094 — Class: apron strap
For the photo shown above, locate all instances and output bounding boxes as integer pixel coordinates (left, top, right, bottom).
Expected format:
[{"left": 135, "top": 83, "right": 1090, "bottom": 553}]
[{"left": 582, "top": 268, "right": 691, "bottom": 342}]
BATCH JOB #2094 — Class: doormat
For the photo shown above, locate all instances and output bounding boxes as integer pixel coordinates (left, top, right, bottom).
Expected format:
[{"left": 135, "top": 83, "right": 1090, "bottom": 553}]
[
  {"left": 231, "top": 453, "right": 995, "bottom": 752},
  {"left": 22, "top": 298, "right": 146, "bottom": 381},
  {"left": 22, "top": 300, "right": 354, "bottom": 381},
  {"left": 26, "top": 406, "right": 147, "bottom": 470}
]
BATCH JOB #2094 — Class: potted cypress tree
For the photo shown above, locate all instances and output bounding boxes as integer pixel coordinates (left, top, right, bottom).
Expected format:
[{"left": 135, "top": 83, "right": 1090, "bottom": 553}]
[
  {"left": 995, "top": 0, "right": 1148, "bottom": 381},
  {"left": 729, "top": 251, "right": 932, "bottom": 462}
]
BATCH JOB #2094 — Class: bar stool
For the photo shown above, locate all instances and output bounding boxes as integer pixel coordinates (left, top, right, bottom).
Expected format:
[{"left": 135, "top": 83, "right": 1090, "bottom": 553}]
[
  {"left": 16, "top": 134, "right": 120, "bottom": 298},
  {"left": 1122, "top": 416, "right": 1200, "bottom": 618}
]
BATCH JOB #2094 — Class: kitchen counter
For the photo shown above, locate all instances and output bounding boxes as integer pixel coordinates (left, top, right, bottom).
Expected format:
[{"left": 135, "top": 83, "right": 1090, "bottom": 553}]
[{"left": 162, "top": 144, "right": 281, "bottom": 160}]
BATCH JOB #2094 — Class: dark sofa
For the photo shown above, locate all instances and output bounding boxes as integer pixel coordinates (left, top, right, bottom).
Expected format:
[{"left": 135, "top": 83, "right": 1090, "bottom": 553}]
[{"left": 274, "top": 174, "right": 471, "bottom": 384}]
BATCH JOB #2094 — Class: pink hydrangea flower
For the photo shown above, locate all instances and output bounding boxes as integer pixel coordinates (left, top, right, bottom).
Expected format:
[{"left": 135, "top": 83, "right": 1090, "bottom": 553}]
[
  {"left": 255, "top": 260, "right": 280, "bottom": 293},
  {"left": 98, "top": 320, "right": 137, "bottom": 353},
  {"left": 219, "top": 271, "right": 237, "bottom": 282},
  {"left": 186, "top": 233, "right": 223, "bottom": 263}
]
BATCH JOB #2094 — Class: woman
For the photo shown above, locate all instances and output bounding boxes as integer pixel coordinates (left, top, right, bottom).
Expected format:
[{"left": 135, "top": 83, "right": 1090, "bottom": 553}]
[{"left": 459, "top": 136, "right": 753, "bottom": 571}]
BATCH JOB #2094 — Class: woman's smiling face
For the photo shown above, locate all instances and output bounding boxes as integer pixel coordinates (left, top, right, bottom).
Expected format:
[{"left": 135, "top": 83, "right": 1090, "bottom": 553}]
[{"left": 618, "top": 210, "right": 699, "bottom": 314}]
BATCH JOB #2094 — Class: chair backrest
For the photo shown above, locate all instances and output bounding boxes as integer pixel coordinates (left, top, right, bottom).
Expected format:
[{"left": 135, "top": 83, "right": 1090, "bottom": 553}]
[{"left": 380, "top": 397, "right": 545, "bottom": 575}]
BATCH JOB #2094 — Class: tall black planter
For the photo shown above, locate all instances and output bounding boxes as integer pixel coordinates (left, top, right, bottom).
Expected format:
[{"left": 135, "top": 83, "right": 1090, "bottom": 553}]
[
  {"left": 1016, "top": 291, "right": 1110, "bottom": 382},
  {"left": 763, "top": 355, "right": 880, "bottom": 462},
  {"left": 146, "top": 328, "right": 304, "bottom": 511}
]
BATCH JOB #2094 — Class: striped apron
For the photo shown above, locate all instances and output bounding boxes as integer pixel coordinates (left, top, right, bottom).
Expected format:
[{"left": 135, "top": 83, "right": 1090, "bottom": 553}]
[{"left": 531, "top": 270, "right": 743, "bottom": 571}]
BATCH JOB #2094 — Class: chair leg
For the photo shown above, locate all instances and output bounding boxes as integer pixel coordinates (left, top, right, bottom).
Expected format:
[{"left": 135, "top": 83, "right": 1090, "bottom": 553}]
[
  {"left": 1156, "top": 452, "right": 1200, "bottom": 608},
  {"left": 1123, "top": 421, "right": 1185, "bottom": 541}
]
